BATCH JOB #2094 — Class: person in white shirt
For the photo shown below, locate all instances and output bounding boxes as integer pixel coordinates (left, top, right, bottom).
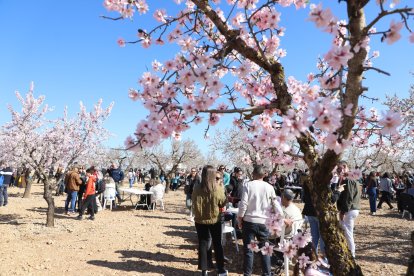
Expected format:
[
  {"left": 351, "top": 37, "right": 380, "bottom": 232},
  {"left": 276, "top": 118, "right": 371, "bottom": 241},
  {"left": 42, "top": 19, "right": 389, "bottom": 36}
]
[
  {"left": 237, "top": 165, "right": 282, "bottom": 276},
  {"left": 281, "top": 189, "right": 303, "bottom": 239}
]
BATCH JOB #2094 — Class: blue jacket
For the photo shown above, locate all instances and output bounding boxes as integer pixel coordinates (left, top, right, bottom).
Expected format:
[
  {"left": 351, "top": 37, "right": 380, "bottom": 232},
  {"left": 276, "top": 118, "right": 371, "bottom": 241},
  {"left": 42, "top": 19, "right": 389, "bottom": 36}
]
[
  {"left": 110, "top": 168, "right": 124, "bottom": 182},
  {"left": 0, "top": 167, "right": 13, "bottom": 185}
]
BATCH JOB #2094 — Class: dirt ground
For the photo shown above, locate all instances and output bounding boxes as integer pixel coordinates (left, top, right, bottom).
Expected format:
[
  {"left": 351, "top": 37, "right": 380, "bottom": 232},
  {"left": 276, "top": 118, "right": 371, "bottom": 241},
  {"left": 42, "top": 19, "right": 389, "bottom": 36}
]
[{"left": 0, "top": 182, "right": 412, "bottom": 276}]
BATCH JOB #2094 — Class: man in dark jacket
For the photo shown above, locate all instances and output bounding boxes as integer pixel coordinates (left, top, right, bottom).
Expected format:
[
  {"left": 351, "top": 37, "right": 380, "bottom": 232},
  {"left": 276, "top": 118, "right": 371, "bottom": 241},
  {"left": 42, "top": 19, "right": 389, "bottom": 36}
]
[
  {"left": 336, "top": 161, "right": 361, "bottom": 258},
  {"left": 108, "top": 164, "right": 124, "bottom": 203},
  {"left": 0, "top": 162, "right": 13, "bottom": 207}
]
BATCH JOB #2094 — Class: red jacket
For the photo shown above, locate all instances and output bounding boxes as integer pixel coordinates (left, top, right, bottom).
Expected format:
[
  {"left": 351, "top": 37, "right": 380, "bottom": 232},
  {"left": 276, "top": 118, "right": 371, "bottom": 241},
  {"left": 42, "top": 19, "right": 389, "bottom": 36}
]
[{"left": 83, "top": 174, "right": 96, "bottom": 199}]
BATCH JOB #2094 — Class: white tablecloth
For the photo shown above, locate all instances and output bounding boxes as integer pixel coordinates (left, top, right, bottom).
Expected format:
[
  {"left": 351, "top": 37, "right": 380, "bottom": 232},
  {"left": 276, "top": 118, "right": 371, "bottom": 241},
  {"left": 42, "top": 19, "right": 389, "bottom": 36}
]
[{"left": 119, "top": 187, "right": 153, "bottom": 209}]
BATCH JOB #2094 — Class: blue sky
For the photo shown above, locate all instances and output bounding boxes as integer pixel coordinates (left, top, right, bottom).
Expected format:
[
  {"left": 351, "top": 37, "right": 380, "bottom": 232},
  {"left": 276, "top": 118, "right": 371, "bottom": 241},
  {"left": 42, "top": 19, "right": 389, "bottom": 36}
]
[{"left": 0, "top": 1, "right": 412, "bottom": 152}]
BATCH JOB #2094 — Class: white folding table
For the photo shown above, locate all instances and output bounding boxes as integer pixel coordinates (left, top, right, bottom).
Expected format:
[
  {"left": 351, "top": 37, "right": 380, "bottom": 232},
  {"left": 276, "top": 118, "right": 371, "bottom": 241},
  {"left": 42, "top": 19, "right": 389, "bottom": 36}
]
[{"left": 119, "top": 187, "right": 154, "bottom": 210}]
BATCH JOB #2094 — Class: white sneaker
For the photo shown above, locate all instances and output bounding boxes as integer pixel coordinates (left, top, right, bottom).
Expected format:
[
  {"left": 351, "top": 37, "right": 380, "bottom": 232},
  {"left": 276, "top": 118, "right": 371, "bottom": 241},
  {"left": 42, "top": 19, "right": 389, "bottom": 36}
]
[
  {"left": 218, "top": 270, "right": 228, "bottom": 276},
  {"left": 189, "top": 216, "right": 194, "bottom": 222},
  {"left": 371, "top": 212, "right": 376, "bottom": 215}
]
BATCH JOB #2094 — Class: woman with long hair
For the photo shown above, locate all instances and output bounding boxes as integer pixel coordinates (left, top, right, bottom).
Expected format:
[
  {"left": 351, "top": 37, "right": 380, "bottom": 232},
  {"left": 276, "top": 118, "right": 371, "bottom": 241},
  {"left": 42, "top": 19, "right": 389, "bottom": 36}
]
[{"left": 192, "top": 165, "right": 227, "bottom": 276}]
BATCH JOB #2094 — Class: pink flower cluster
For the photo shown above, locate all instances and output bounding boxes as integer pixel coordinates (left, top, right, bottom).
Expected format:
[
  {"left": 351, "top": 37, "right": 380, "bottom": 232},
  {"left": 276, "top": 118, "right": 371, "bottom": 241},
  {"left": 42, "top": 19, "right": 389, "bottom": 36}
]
[{"left": 279, "top": 230, "right": 312, "bottom": 258}]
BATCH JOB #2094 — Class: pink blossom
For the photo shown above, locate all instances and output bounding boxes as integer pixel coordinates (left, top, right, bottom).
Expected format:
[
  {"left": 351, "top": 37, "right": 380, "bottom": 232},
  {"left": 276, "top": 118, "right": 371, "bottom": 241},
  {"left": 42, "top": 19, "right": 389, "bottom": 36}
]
[
  {"left": 292, "top": 230, "right": 312, "bottom": 248},
  {"left": 319, "top": 74, "right": 340, "bottom": 90},
  {"left": 325, "top": 134, "right": 347, "bottom": 154},
  {"left": 136, "top": 0, "right": 149, "bottom": 14},
  {"left": 128, "top": 89, "right": 139, "bottom": 101},
  {"left": 208, "top": 113, "right": 220, "bottom": 126},
  {"left": 241, "top": 155, "right": 252, "bottom": 165},
  {"left": 141, "top": 37, "right": 151, "bottom": 48},
  {"left": 385, "top": 20, "right": 403, "bottom": 45},
  {"left": 308, "top": 4, "right": 335, "bottom": 29},
  {"left": 247, "top": 240, "right": 261, "bottom": 253},
  {"left": 378, "top": 110, "right": 402, "bottom": 135},
  {"left": 409, "top": 32, "right": 414, "bottom": 43},
  {"left": 324, "top": 45, "right": 354, "bottom": 70},
  {"left": 153, "top": 9, "right": 167, "bottom": 23},
  {"left": 298, "top": 253, "right": 311, "bottom": 269},
  {"left": 117, "top": 38, "right": 126, "bottom": 47},
  {"left": 260, "top": 242, "right": 274, "bottom": 256},
  {"left": 155, "top": 38, "right": 165, "bottom": 45},
  {"left": 280, "top": 240, "right": 298, "bottom": 259}
]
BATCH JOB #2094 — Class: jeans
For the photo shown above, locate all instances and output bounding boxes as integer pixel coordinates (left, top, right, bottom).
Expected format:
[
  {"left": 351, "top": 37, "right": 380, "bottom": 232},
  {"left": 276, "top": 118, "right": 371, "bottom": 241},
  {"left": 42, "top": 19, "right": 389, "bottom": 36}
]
[
  {"left": 306, "top": 216, "right": 325, "bottom": 254},
  {"left": 367, "top": 188, "right": 377, "bottom": 213},
  {"left": 340, "top": 209, "right": 359, "bottom": 257},
  {"left": 129, "top": 178, "right": 134, "bottom": 188},
  {"left": 242, "top": 221, "right": 272, "bottom": 276},
  {"left": 65, "top": 191, "right": 78, "bottom": 212},
  {"left": 195, "top": 221, "right": 225, "bottom": 272},
  {"left": 0, "top": 185, "right": 8, "bottom": 206}
]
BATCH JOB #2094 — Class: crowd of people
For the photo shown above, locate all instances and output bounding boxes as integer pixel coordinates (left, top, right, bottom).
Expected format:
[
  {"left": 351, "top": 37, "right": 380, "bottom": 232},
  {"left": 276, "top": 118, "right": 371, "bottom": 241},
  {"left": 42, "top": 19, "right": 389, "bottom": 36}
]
[
  {"left": 1, "top": 160, "right": 413, "bottom": 275},
  {"left": 183, "top": 163, "right": 414, "bottom": 275}
]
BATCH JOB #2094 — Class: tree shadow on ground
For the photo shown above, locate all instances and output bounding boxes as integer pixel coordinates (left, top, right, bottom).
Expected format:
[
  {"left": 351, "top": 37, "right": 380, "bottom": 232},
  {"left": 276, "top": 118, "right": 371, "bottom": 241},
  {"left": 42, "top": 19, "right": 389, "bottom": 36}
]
[
  {"left": 156, "top": 243, "right": 196, "bottom": 251},
  {"left": 116, "top": 250, "right": 197, "bottom": 265},
  {"left": 138, "top": 215, "right": 181, "bottom": 221},
  {"left": 26, "top": 207, "right": 73, "bottom": 219},
  {"left": 0, "top": 214, "right": 25, "bottom": 225},
  {"left": 168, "top": 225, "right": 194, "bottom": 231},
  {"left": 6, "top": 193, "right": 23, "bottom": 198},
  {"left": 87, "top": 259, "right": 196, "bottom": 275},
  {"left": 355, "top": 222, "right": 412, "bottom": 267},
  {"left": 164, "top": 230, "right": 198, "bottom": 242}
]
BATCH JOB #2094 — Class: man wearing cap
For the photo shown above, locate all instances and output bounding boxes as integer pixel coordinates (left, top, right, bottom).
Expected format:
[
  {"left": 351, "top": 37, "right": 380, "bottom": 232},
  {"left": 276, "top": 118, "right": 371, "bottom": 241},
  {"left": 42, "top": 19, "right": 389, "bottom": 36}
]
[{"left": 281, "top": 189, "right": 303, "bottom": 239}]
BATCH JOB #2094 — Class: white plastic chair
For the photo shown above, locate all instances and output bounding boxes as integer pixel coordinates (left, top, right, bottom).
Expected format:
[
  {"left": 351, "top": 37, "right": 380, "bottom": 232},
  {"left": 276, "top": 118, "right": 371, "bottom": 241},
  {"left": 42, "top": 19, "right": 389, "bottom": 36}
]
[
  {"left": 279, "top": 219, "right": 305, "bottom": 276},
  {"left": 150, "top": 184, "right": 165, "bottom": 211},
  {"left": 103, "top": 183, "right": 116, "bottom": 211},
  {"left": 222, "top": 221, "right": 239, "bottom": 252}
]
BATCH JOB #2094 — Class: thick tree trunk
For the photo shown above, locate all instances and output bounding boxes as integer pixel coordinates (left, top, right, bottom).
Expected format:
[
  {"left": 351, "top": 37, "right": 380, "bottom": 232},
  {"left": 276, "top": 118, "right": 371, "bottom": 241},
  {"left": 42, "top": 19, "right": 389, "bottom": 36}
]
[
  {"left": 312, "top": 183, "right": 362, "bottom": 275},
  {"left": 407, "top": 231, "right": 414, "bottom": 276},
  {"left": 22, "top": 178, "right": 32, "bottom": 198},
  {"left": 43, "top": 178, "right": 55, "bottom": 227}
]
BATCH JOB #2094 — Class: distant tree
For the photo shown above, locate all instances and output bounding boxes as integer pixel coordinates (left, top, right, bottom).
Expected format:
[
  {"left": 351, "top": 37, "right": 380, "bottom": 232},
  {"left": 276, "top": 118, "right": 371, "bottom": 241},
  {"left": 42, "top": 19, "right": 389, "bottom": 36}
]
[{"left": 0, "top": 84, "right": 112, "bottom": 227}]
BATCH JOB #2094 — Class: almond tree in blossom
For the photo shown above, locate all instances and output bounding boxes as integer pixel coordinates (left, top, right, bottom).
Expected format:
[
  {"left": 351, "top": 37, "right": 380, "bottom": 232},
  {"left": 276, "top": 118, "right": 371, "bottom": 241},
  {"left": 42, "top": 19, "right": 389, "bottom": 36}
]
[
  {"left": 103, "top": 1, "right": 413, "bottom": 274},
  {"left": 343, "top": 80, "right": 414, "bottom": 173},
  {"left": 0, "top": 84, "right": 113, "bottom": 227},
  {"left": 143, "top": 139, "right": 203, "bottom": 180},
  {"left": 211, "top": 128, "right": 302, "bottom": 177}
]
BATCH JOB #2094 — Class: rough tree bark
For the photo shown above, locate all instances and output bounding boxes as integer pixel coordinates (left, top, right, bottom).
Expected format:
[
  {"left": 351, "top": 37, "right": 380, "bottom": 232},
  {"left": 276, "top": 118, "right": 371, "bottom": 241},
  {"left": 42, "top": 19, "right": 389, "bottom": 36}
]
[
  {"left": 22, "top": 177, "right": 32, "bottom": 198},
  {"left": 407, "top": 231, "right": 414, "bottom": 276},
  {"left": 43, "top": 178, "right": 55, "bottom": 227}
]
